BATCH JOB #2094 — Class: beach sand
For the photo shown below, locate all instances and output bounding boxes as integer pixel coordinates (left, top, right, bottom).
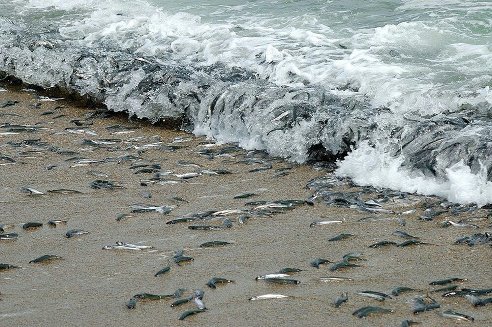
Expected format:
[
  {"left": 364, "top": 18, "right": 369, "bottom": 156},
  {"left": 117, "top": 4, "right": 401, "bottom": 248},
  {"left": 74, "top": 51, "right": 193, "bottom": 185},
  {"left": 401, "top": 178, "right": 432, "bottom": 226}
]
[{"left": 0, "top": 83, "right": 491, "bottom": 326}]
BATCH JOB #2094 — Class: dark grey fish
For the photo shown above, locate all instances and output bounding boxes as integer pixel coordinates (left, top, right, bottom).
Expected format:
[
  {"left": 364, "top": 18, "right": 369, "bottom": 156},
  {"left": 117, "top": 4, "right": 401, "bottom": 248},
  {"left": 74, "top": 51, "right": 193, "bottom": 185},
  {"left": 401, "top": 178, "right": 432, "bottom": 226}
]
[
  {"left": 178, "top": 308, "right": 206, "bottom": 320},
  {"left": 411, "top": 296, "right": 440, "bottom": 314},
  {"left": 189, "top": 225, "right": 226, "bottom": 231},
  {"left": 116, "top": 213, "right": 134, "bottom": 222},
  {"left": 357, "top": 291, "right": 392, "bottom": 301},
  {"left": 233, "top": 192, "right": 257, "bottom": 199},
  {"left": 174, "top": 255, "right": 194, "bottom": 266},
  {"left": 207, "top": 277, "right": 234, "bottom": 289},
  {"left": 171, "top": 297, "right": 192, "bottom": 307},
  {"left": 0, "top": 233, "right": 19, "bottom": 240},
  {"left": 442, "top": 288, "right": 492, "bottom": 297},
  {"left": 277, "top": 268, "right": 303, "bottom": 274},
  {"left": 455, "top": 232, "right": 492, "bottom": 246},
  {"left": 442, "top": 309, "right": 474, "bottom": 322},
  {"left": 397, "top": 240, "right": 430, "bottom": 247},
  {"left": 465, "top": 294, "right": 492, "bottom": 307},
  {"left": 262, "top": 277, "right": 300, "bottom": 285},
  {"left": 134, "top": 167, "right": 160, "bottom": 174},
  {"left": 419, "top": 208, "right": 447, "bottom": 221},
  {"left": 47, "top": 189, "right": 82, "bottom": 194},
  {"left": 133, "top": 293, "right": 174, "bottom": 301},
  {"left": 329, "top": 261, "right": 360, "bottom": 272},
  {"left": 126, "top": 297, "right": 137, "bottom": 309},
  {"left": 333, "top": 292, "right": 348, "bottom": 308},
  {"left": 0, "top": 263, "right": 20, "bottom": 270},
  {"left": 431, "top": 285, "right": 458, "bottom": 293},
  {"left": 369, "top": 240, "right": 398, "bottom": 248},
  {"left": 0, "top": 155, "right": 15, "bottom": 164},
  {"left": 429, "top": 278, "right": 467, "bottom": 286},
  {"left": 90, "top": 180, "right": 124, "bottom": 190},
  {"left": 199, "top": 240, "right": 231, "bottom": 248},
  {"left": 341, "top": 252, "right": 365, "bottom": 262},
  {"left": 352, "top": 306, "right": 393, "bottom": 318},
  {"left": 65, "top": 229, "right": 89, "bottom": 238},
  {"left": 392, "top": 230, "right": 419, "bottom": 239},
  {"left": 328, "top": 233, "right": 353, "bottom": 241},
  {"left": 401, "top": 320, "right": 420, "bottom": 327},
  {"left": 22, "top": 222, "right": 43, "bottom": 230},
  {"left": 310, "top": 258, "right": 331, "bottom": 268},
  {"left": 461, "top": 288, "right": 492, "bottom": 296},
  {"left": 166, "top": 217, "right": 199, "bottom": 224},
  {"left": 29, "top": 254, "right": 62, "bottom": 264},
  {"left": 0, "top": 100, "right": 19, "bottom": 108},
  {"left": 391, "top": 287, "right": 417, "bottom": 296},
  {"left": 154, "top": 266, "right": 171, "bottom": 277},
  {"left": 47, "top": 219, "right": 67, "bottom": 227}
]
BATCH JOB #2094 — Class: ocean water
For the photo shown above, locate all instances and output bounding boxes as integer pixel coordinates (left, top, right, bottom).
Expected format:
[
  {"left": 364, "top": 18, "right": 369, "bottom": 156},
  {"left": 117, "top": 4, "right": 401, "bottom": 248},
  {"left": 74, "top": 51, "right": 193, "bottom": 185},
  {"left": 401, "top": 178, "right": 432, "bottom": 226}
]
[{"left": 0, "top": 0, "right": 491, "bottom": 205}]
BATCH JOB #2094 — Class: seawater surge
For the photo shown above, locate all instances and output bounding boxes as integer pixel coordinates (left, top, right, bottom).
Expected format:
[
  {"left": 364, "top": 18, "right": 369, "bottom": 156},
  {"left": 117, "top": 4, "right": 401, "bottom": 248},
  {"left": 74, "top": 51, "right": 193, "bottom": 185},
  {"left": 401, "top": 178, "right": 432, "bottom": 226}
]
[{"left": 1, "top": 0, "right": 491, "bottom": 205}]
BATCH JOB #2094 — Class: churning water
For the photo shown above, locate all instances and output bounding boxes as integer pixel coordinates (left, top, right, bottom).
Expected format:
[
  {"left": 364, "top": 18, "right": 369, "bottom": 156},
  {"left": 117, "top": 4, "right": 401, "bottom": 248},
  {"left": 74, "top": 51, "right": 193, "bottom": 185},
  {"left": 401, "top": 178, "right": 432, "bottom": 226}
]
[{"left": 1, "top": 0, "right": 491, "bottom": 204}]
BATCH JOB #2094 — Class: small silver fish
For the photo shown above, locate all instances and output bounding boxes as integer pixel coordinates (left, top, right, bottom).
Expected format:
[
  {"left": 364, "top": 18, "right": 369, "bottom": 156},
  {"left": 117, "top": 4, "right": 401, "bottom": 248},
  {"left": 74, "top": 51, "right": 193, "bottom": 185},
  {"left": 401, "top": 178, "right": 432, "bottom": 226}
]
[
  {"left": 249, "top": 294, "right": 289, "bottom": 301},
  {"left": 442, "top": 309, "right": 474, "bottom": 322},
  {"left": 357, "top": 291, "right": 392, "bottom": 301},
  {"left": 102, "top": 242, "right": 153, "bottom": 251},
  {"left": 309, "top": 220, "right": 343, "bottom": 227},
  {"left": 21, "top": 187, "right": 45, "bottom": 195}
]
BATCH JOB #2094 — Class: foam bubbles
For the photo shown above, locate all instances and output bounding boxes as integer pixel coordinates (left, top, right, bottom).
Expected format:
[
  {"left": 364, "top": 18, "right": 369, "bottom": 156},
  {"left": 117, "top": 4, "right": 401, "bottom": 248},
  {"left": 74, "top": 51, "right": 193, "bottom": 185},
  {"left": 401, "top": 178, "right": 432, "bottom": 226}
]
[{"left": 336, "top": 141, "right": 492, "bottom": 207}]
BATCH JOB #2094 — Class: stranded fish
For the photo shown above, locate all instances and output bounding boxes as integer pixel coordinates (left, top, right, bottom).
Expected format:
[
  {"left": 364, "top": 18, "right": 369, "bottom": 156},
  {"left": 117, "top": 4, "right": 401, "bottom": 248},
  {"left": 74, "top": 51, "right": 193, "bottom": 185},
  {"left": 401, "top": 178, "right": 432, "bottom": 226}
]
[
  {"left": 391, "top": 287, "right": 417, "bottom": 296},
  {"left": 65, "top": 229, "right": 89, "bottom": 238},
  {"left": 411, "top": 296, "right": 440, "bottom": 314},
  {"left": 441, "top": 309, "right": 474, "bottom": 322},
  {"left": 22, "top": 222, "right": 43, "bottom": 230},
  {"left": 352, "top": 306, "right": 393, "bottom": 318},
  {"left": 333, "top": 293, "right": 348, "bottom": 308},
  {"left": 29, "top": 254, "right": 63, "bottom": 264},
  {"left": 206, "top": 277, "right": 234, "bottom": 289},
  {"left": 328, "top": 233, "right": 353, "bottom": 241},
  {"left": 357, "top": 291, "right": 392, "bottom": 301},
  {"left": 154, "top": 266, "right": 171, "bottom": 277},
  {"left": 249, "top": 294, "right": 290, "bottom": 301},
  {"left": 126, "top": 297, "right": 137, "bottom": 309},
  {"left": 310, "top": 258, "right": 332, "bottom": 268},
  {"left": 369, "top": 241, "right": 398, "bottom": 248},
  {"left": 262, "top": 277, "right": 300, "bottom": 285},
  {"left": 0, "top": 233, "right": 18, "bottom": 240},
  {"left": 47, "top": 220, "right": 67, "bottom": 227},
  {"left": 0, "top": 263, "right": 20, "bottom": 270},
  {"left": 199, "top": 241, "right": 231, "bottom": 248},
  {"left": 20, "top": 187, "right": 45, "bottom": 195},
  {"left": 310, "top": 220, "right": 343, "bottom": 227},
  {"left": 429, "top": 278, "right": 467, "bottom": 286},
  {"left": 178, "top": 308, "right": 206, "bottom": 320},
  {"left": 465, "top": 294, "right": 492, "bottom": 307},
  {"left": 130, "top": 204, "right": 173, "bottom": 214},
  {"left": 102, "top": 242, "right": 153, "bottom": 251}
]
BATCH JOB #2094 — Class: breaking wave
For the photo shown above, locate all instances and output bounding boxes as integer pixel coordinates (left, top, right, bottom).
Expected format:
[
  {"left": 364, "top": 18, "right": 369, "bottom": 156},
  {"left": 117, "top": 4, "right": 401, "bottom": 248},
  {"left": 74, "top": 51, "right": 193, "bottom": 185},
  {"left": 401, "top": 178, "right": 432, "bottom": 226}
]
[{"left": 1, "top": 0, "right": 491, "bottom": 205}]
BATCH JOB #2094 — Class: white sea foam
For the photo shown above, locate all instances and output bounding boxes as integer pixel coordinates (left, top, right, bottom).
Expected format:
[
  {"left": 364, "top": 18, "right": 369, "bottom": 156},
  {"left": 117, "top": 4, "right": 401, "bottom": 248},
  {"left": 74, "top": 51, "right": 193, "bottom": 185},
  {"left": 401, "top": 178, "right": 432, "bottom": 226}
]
[
  {"left": 336, "top": 141, "right": 492, "bottom": 207},
  {"left": 1, "top": 0, "right": 491, "bottom": 206}
]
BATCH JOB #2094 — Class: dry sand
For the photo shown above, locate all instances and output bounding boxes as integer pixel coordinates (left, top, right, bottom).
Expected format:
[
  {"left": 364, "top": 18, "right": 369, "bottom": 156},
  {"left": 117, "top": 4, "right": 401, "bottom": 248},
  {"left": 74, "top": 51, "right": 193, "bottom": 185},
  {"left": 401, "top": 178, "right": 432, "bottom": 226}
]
[{"left": 0, "top": 84, "right": 491, "bottom": 326}]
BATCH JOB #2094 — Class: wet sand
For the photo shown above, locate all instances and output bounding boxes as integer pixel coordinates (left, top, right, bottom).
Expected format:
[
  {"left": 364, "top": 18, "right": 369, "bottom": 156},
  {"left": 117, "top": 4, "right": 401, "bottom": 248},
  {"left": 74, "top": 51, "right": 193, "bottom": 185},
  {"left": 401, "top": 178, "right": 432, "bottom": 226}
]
[{"left": 1, "top": 85, "right": 491, "bottom": 326}]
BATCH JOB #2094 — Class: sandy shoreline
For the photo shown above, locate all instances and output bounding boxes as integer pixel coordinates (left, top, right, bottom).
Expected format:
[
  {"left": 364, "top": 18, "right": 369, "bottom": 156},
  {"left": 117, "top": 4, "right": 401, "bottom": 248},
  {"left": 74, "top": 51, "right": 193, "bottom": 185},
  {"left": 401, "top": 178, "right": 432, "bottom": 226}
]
[{"left": 0, "top": 83, "right": 491, "bottom": 326}]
